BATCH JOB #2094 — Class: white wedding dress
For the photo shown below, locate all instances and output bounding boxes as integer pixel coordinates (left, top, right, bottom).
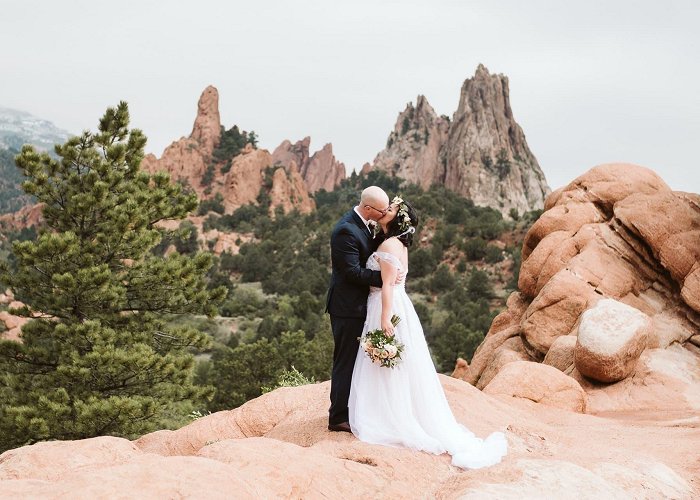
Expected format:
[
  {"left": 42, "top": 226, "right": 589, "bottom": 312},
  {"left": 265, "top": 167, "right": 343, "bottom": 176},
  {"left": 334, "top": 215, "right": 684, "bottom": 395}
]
[{"left": 348, "top": 251, "right": 508, "bottom": 469}]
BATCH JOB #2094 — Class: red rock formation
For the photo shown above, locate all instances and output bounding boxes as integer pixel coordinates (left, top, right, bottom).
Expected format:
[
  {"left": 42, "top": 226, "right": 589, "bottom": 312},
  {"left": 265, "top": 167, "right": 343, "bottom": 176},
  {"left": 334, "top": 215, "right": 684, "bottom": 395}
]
[
  {"left": 271, "top": 136, "right": 310, "bottom": 173},
  {"left": 0, "top": 203, "right": 44, "bottom": 231},
  {"left": 302, "top": 143, "right": 346, "bottom": 193},
  {"left": 272, "top": 137, "right": 346, "bottom": 193},
  {"left": 460, "top": 163, "right": 700, "bottom": 414},
  {"left": 1, "top": 377, "right": 697, "bottom": 497},
  {"left": 190, "top": 86, "right": 221, "bottom": 157},
  {"left": 143, "top": 87, "right": 315, "bottom": 215},
  {"left": 366, "top": 65, "right": 550, "bottom": 215}
]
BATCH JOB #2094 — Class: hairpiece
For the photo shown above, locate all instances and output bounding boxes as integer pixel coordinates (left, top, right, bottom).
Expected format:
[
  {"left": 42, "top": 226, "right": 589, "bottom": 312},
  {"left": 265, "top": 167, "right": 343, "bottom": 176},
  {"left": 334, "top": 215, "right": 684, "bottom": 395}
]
[{"left": 392, "top": 195, "right": 412, "bottom": 232}]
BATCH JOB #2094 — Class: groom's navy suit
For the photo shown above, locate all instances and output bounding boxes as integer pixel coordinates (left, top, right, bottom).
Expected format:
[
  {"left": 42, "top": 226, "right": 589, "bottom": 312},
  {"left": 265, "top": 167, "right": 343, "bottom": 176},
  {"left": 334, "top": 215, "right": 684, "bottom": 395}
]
[{"left": 326, "top": 209, "right": 382, "bottom": 425}]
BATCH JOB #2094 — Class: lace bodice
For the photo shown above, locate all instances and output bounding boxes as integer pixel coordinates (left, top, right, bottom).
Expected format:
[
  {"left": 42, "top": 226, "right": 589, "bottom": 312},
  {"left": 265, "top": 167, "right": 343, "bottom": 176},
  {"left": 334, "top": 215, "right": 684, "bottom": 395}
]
[{"left": 368, "top": 251, "right": 407, "bottom": 291}]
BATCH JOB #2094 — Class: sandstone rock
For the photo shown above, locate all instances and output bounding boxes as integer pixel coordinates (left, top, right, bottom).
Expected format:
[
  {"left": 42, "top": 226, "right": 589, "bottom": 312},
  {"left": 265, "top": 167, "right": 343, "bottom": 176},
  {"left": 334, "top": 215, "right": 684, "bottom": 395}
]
[
  {"left": 0, "top": 436, "right": 141, "bottom": 482},
  {"left": 0, "top": 202, "right": 44, "bottom": 231},
  {"left": 475, "top": 336, "right": 531, "bottom": 390},
  {"left": 190, "top": 85, "right": 221, "bottom": 157},
  {"left": 301, "top": 143, "right": 346, "bottom": 193},
  {"left": 486, "top": 292, "right": 529, "bottom": 336},
  {"left": 543, "top": 335, "right": 577, "bottom": 372},
  {"left": 269, "top": 162, "right": 315, "bottom": 215},
  {"left": 574, "top": 299, "right": 651, "bottom": 383},
  {"left": 272, "top": 137, "right": 345, "bottom": 194},
  {"left": 467, "top": 325, "right": 521, "bottom": 385},
  {"left": 367, "top": 65, "right": 550, "bottom": 216},
  {"left": 472, "top": 164, "right": 700, "bottom": 407},
  {"left": 682, "top": 264, "right": 700, "bottom": 312},
  {"left": 442, "top": 64, "right": 550, "bottom": 216},
  {"left": 580, "top": 344, "right": 700, "bottom": 413},
  {"left": 0, "top": 310, "right": 28, "bottom": 342},
  {"left": 518, "top": 230, "right": 577, "bottom": 297},
  {"left": 1, "top": 377, "right": 698, "bottom": 498},
  {"left": 141, "top": 138, "right": 209, "bottom": 195},
  {"left": 614, "top": 190, "right": 700, "bottom": 313},
  {"left": 271, "top": 136, "right": 310, "bottom": 173},
  {"left": 451, "top": 357, "right": 471, "bottom": 381},
  {"left": 483, "top": 361, "right": 587, "bottom": 412},
  {"left": 143, "top": 87, "right": 316, "bottom": 216},
  {"left": 522, "top": 202, "right": 603, "bottom": 262},
  {"left": 219, "top": 146, "right": 267, "bottom": 211},
  {"left": 546, "top": 163, "right": 670, "bottom": 213},
  {"left": 368, "top": 95, "right": 449, "bottom": 189},
  {"left": 520, "top": 270, "right": 598, "bottom": 357}
]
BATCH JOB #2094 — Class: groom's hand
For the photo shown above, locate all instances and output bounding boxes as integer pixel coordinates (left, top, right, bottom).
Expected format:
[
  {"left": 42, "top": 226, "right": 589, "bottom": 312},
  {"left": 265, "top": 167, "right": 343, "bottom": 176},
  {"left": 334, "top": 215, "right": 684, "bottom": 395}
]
[{"left": 394, "top": 269, "right": 406, "bottom": 285}]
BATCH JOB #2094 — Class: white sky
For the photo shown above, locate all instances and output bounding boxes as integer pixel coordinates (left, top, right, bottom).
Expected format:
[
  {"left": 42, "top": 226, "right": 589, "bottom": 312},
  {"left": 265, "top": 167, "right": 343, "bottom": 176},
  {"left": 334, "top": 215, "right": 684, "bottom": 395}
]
[{"left": 2, "top": 0, "right": 698, "bottom": 192}]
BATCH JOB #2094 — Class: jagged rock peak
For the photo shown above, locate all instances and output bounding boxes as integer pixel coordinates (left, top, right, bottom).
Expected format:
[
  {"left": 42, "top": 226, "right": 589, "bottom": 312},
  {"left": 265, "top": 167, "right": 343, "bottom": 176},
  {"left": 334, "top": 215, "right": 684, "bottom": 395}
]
[
  {"left": 271, "top": 136, "right": 311, "bottom": 173},
  {"left": 142, "top": 86, "right": 315, "bottom": 216},
  {"left": 367, "top": 95, "right": 449, "bottom": 188},
  {"left": 272, "top": 138, "right": 345, "bottom": 194},
  {"left": 190, "top": 85, "right": 221, "bottom": 157},
  {"left": 303, "top": 143, "right": 346, "bottom": 193},
  {"left": 367, "top": 65, "right": 551, "bottom": 216}
]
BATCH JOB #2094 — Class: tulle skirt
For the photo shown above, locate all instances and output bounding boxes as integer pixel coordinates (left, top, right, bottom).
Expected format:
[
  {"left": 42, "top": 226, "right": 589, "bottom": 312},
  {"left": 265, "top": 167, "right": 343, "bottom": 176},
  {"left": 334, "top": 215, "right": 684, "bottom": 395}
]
[{"left": 348, "top": 286, "right": 507, "bottom": 469}]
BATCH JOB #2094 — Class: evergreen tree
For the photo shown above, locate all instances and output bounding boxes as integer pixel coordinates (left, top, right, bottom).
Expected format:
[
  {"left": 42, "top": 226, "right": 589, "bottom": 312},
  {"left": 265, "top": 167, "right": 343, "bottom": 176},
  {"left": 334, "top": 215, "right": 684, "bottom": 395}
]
[{"left": 0, "top": 102, "right": 227, "bottom": 452}]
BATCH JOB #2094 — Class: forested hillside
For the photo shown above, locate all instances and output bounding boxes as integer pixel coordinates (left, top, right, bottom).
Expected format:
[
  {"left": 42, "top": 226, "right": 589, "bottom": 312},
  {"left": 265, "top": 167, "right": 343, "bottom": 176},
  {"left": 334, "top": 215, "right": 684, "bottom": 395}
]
[
  {"left": 160, "top": 170, "right": 540, "bottom": 412},
  {"left": 0, "top": 148, "right": 34, "bottom": 214}
]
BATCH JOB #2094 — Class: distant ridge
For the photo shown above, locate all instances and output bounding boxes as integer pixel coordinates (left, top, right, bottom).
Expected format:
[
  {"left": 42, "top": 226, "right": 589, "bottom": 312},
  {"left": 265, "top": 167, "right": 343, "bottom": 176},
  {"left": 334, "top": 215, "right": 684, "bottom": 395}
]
[{"left": 0, "top": 107, "right": 71, "bottom": 152}]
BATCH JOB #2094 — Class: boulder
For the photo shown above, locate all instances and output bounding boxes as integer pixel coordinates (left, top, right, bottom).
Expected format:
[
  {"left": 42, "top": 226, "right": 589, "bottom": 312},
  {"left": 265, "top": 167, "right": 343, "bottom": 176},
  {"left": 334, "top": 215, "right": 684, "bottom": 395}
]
[
  {"left": 466, "top": 164, "right": 700, "bottom": 413},
  {"left": 543, "top": 335, "right": 577, "bottom": 372},
  {"left": 574, "top": 299, "right": 651, "bottom": 383},
  {"left": 476, "top": 336, "right": 531, "bottom": 389},
  {"left": 483, "top": 361, "right": 587, "bottom": 413},
  {"left": 520, "top": 270, "right": 598, "bottom": 357}
]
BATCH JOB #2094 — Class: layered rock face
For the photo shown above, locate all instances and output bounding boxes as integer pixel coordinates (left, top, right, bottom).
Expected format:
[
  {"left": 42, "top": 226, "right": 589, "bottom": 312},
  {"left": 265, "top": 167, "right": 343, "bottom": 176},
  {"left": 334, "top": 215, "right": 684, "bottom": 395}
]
[
  {"left": 0, "top": 202, "right": 44, "bottom": 231},
  {"left": 2, "top": 377, "right": 697, "bottom": 497},
  {"left": 271, "top": 138, "right": 346, "bottom": 193},
  {"left": 0, "top": 289, "right": 27, "bottom": 342},
  {"left": 142, "top": 87, "right": 315, "bottom": 215},
  {"left": 366, "top": 95, "right": 449, "bottom": 189},
  {"left": 365, "top": 65, "right": 550, "bottom": 215},
  {"left": 458, "top": 163, "right": 700, "bottom": 414},
  {"left": 141, "top": 86, "right": 220, "bottom": 197}
]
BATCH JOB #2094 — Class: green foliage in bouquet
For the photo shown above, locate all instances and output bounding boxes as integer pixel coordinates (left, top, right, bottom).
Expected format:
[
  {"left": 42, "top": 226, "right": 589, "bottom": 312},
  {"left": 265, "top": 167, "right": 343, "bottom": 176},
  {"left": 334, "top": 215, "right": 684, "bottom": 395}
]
[
  {"left": 360, "top": 315, "right": 404, "bottom": 368},
  {"left": 0, "top": 102, "right": 227, "bottom": 452}
]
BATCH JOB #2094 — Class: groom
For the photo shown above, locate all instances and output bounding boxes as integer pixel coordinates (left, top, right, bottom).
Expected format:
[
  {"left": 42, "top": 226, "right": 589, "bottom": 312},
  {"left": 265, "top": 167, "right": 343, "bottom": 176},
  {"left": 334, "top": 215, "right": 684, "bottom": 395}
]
[{"left": 326, "top": 186, "right": 390, "bottom": 432}]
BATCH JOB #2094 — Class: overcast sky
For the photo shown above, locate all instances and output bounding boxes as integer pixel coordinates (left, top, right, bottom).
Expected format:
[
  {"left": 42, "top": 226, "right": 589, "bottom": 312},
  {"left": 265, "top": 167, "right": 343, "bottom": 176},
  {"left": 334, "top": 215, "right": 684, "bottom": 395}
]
[{"left": 2, "top": 0, "right": 698, "bottom": 192}]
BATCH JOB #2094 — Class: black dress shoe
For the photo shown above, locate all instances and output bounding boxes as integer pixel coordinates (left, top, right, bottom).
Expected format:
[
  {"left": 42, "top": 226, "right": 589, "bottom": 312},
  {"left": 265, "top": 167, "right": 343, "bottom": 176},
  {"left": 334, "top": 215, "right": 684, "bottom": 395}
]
[{"left": 328, "top": 421, "right": 352, "bottom": 433}]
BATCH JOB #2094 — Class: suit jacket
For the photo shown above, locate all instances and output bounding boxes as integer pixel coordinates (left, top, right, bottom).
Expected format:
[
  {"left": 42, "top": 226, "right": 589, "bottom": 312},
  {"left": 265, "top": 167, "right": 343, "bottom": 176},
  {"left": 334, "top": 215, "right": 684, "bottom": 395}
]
[{"left": 325, "top": 209, "right": 383, "bottom": 318}]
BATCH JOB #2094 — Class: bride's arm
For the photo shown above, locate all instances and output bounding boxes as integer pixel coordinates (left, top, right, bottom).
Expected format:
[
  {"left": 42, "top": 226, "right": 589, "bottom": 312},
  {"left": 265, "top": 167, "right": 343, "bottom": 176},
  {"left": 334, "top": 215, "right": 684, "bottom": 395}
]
[{"left": 378, "top": 239, "right": 403, "bottom": 337}]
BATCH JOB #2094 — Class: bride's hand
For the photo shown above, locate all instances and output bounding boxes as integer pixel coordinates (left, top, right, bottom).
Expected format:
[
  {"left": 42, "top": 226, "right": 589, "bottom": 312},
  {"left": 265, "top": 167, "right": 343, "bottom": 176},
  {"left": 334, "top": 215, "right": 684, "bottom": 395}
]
[{"left": 382, "top": 317, "right": 395, "bottom": 337}]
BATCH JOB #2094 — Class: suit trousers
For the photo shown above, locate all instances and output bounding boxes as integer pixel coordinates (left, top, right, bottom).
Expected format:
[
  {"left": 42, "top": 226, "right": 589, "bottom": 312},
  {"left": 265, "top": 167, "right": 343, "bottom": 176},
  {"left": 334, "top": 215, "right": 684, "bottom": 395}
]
[{"left": 328, "top": 315, "right": 365, "bottom": 425}]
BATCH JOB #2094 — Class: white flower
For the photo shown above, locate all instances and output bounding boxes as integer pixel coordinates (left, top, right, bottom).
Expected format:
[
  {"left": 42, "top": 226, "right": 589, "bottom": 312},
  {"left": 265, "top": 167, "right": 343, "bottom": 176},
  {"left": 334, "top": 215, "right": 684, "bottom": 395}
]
[{"left": 385, "top": 344, "right": 398, "bottom": 358}]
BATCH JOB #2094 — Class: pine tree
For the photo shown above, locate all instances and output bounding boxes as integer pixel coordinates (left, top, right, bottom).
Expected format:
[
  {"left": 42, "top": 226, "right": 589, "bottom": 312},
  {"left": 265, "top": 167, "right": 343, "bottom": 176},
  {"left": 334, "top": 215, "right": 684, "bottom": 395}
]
[{"left": 0, "top": 102, "right": 227, "bottom": 452}]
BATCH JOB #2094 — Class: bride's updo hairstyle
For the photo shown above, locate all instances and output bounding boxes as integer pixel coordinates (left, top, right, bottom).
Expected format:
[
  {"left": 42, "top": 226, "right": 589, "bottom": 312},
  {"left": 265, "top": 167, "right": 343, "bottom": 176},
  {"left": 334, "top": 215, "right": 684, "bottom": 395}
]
[{"left": 385, "top": 196, "right": 418, "bottom": 247}]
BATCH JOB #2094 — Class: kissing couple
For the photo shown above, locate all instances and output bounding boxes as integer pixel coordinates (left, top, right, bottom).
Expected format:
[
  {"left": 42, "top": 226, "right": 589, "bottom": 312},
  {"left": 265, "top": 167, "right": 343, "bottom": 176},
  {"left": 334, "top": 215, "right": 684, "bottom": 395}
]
[{"left": 325, "top": 186, "right": 507, "bottom": 469}]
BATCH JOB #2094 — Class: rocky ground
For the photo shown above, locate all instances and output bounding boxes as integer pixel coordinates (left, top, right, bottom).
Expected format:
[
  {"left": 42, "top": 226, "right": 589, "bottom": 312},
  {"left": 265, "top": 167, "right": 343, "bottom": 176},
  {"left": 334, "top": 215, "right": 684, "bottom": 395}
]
[
  {"left": 1, "top": 163, "right": 698, "bottom": 498},
  {"left": 0, "top": 376, "right": 697, "bottom": 498}
]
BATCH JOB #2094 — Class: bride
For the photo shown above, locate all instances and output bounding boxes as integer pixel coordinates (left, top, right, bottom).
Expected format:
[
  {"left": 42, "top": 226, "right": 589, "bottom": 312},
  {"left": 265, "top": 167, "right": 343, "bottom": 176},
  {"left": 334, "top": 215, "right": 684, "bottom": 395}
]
[{"left": 348, "top": 196, "right": 508, "bottom": 470}]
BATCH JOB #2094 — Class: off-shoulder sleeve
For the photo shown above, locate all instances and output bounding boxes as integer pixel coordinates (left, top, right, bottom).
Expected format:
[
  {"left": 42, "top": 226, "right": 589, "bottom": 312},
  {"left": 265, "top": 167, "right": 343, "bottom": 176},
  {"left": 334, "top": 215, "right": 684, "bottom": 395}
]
[{"left": 374, "top": 251, "right": 403, "bottom": 270}]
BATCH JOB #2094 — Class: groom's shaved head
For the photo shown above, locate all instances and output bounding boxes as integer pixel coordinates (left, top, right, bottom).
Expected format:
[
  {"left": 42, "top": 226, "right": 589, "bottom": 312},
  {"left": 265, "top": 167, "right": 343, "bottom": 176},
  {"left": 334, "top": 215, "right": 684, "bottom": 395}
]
[
  {"left": 360, "top": 186, "right": 389, "bottom": 207},
  {"left": 358, "top": 186, "right": 390, "bottom": 222}
]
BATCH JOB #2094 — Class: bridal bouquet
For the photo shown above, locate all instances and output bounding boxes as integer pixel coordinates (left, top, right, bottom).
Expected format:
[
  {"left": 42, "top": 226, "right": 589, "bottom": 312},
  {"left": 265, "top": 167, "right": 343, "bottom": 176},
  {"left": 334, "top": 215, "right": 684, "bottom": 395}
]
[{"left": 360, "top": 315, "right": 404, "bottom": 368}]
